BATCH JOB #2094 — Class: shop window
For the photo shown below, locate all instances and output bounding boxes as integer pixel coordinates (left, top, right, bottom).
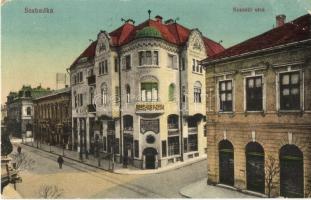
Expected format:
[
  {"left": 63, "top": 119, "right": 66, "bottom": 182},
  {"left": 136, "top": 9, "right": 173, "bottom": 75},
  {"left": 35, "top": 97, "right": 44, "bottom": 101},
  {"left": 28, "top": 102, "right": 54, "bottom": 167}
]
[
  {"left": 141, "top": 82, "right": 158, "bottom": 102},
  {"left": 134, "top": 140, "right": 139, "bottom": 157},
  {"left": 280, "top": 72, "right": 300, "bottom": 110},
  {"left": 188, "top": 134, "right": 198, "bottom": 152},
  {"left": 168, "top": 136, "right": 179, "bottom": 156},
  {"left": 246, "top": 76, "right": 263, "bottom": 111},
  {"left": 219, "top": 80, "right": 233, "bottom": 112}
]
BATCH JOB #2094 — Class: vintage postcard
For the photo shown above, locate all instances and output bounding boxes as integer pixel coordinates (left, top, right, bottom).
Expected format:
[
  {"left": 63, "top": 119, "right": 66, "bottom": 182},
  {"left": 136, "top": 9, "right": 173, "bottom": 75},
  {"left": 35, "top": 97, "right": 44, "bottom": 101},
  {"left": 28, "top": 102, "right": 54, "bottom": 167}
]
[{"left": 1, "top": 0, "right": 311, "bottom": 199}]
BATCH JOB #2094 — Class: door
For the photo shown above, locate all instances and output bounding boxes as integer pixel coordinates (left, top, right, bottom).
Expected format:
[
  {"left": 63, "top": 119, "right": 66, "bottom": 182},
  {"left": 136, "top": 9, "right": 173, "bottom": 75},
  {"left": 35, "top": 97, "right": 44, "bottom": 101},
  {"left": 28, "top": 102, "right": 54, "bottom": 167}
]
[
  {"left": 145, "top": 154, "right": 155, "bottom": 169},
  {"left": 219, "top": 140, "right": 234, "bottom": 186},
  {"left": 280, "top": 145, "right": 304, "bottom": 198},
  {"left": 246, "top": 142, "right": 265, "bottom": 193}
]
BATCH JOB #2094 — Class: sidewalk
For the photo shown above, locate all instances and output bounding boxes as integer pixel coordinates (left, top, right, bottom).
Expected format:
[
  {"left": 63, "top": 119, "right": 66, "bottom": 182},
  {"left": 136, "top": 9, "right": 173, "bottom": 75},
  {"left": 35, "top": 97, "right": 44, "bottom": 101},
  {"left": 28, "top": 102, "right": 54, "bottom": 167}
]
[
  {"left": 21, "top": 140, "right": 206, "bottom": 175},
  {"left": 179, "top": 178, "right": 257, "bottom": 198},
  {"left": 2, "top": 184, "right": 23, "bottom": 199}
]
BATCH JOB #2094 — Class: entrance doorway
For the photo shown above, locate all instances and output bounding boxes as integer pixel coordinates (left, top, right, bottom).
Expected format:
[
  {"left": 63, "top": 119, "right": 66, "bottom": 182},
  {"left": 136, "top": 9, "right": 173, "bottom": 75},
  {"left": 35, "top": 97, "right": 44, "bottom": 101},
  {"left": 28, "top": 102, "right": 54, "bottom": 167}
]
[
  {"left": 143, "top": 147, "right": 157, "bottom": 169},
  {"left": 280, "top": 144, "right": 303, "bottom": 198},
  {"left": 246, "top": 142, "right": 265, "bottom": 193},
  {"left": 219, "top": 140, "right": 234, "bottom": 186}
]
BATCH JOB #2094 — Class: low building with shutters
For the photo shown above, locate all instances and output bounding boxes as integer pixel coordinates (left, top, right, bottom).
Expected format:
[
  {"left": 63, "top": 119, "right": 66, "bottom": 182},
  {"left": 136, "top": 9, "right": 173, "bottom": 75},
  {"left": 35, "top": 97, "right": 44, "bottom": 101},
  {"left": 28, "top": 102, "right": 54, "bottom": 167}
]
[
  {"left": 68, "top": 15, "right": 224, "bottom": 169},
  {"left": 201, "top": 14, "right": 311, "bottom": 197}
]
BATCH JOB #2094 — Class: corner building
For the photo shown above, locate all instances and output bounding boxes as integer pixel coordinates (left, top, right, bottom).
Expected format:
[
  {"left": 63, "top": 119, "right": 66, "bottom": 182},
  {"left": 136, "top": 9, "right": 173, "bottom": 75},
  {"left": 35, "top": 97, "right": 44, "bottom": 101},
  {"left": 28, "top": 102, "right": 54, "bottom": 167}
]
[
  {"left": 69, "top": 16, "right": 224, "bottom": 169},
  {"left": 201, "top": 14, "right": 311, "bottom": 197}
]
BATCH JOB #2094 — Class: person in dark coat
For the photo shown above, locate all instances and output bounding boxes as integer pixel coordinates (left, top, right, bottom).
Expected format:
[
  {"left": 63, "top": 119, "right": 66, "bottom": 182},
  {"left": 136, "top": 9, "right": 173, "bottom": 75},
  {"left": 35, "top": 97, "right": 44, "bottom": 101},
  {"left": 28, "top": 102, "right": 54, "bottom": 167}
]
[{"left": 57, "top": 156, "right": 64, "bottom": 169}]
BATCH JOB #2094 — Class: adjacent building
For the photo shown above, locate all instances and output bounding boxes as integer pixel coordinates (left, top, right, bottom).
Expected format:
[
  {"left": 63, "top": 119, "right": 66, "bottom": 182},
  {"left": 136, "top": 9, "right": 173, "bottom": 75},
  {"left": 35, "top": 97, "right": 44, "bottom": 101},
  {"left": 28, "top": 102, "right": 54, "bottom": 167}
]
[
  {"left": 6, "top": 85, "right": 51, "bottom": 138},
  {"left": 201, "top": 14, "right": 311, "bottom": 197},
  {"left": 33, "top": 87, "right": 72, "bottom": 148},
  {"left": 69, "top": 15, "right": 224, "bottom": 169}
]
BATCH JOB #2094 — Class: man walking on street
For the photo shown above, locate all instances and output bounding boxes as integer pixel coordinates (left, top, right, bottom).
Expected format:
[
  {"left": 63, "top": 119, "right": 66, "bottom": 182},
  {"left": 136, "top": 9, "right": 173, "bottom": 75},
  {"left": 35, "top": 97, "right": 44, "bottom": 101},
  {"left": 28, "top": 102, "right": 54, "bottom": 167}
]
[{"left": 57, "top": 155, "right": 64, "bottom": 169}]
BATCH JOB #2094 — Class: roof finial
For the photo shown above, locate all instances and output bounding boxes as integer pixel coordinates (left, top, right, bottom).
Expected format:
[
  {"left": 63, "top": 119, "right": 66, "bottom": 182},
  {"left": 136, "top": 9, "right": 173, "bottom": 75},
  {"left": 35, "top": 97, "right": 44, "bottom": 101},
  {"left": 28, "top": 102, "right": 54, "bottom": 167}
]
[{"left": 148, "top": 9, "right": 151, "bottom": 20}]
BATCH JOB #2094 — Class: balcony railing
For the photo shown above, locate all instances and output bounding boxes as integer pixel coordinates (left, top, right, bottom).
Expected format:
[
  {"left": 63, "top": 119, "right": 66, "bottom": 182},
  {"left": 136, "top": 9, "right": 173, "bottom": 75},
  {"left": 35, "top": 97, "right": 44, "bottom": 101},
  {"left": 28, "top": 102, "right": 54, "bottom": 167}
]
[
  {"left": 188, "top": 127, "right": 198, "bottom": 134},
  {"left": 87, "top": 75, "right": 96, "bottom": 85},
  {"left": 87, "top": 104, "right": 96, "bottom": 113}
]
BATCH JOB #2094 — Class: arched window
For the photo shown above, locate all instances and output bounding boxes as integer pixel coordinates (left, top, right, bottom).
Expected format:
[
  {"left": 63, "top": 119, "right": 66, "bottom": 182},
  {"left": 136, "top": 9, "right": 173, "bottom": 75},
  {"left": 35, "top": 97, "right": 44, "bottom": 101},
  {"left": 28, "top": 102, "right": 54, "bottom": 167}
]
[
  {"left": 194, "top": 81, "right": 202, "bottom": 103},
  {"left": 125, "top": 85, "right": 131, "bottom": 103},
  {"left": 101, "top": 83, "right": 108, "bottom": 105},
  {"left": 168, "top": 83, "right": 176, "bottom": 101},
  {"left": 26, "top": 107, "right": 31, "bottom": 116}
]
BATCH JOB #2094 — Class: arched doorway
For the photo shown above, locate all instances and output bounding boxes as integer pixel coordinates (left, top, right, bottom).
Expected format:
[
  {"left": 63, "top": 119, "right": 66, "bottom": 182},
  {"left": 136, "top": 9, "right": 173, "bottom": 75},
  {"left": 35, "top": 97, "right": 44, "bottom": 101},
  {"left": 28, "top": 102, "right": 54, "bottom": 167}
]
[
  {"left": 280, "top": 144, "right": 304, "bottom": 198},
  {"left": 219, "top": 140, "right": 234, "bottom": 186},
  {"left": 143, "top": 147, "right": 157, "bottom": 169},
  {"left": 246, "top": 142, "right": 265, "bottom": 193}
]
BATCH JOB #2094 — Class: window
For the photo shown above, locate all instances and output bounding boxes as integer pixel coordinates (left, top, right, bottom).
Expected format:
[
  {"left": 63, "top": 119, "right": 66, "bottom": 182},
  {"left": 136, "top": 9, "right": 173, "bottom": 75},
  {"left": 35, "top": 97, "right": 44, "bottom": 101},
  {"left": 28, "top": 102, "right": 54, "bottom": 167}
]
[
  {"left": 168, "top": 136, "right": 179, "bottom": 156},
  {"left": 74, "top": 92, "right": 77, "bottom": 108},
  {"left": 115, "top": 86, "right": 119, "bottom": 102},
  {"left": 141, "top": 82, "right": 158, "bottom": 102},
  {"left": 192, "top": 59, "right": 202, "bottom": 73},
  {"left": 134, "top": 140, "right": 139, "bottom": 157},
  {"left": 79, "top": 94, "right": 83, "bottom": 106},
  {"left": 124, "top": 55, "right": 131, "bottom": 70},
  {"left": 168, "top": 54, "right": 177, "bottom": 69},
  {"left": 139, "top": 51, "right": 159, "bottom": 66},
  {"left": 168, "top": 83, "right": 176, "bottom": 101},
  {"left": 192, "top": 59, "right": 196, "bottom": 71},
  {"left": 90, "top": 88, "right": 94, "bottom": 104},
  {"left": 123, "top": 115, "right": 133, "bottom": 131},
  {"left": 26, "top": 107, "right": 31, "bottom": 116},
  {"left": 188, "top": 134, "right": 198, "bottom": 151},
  {"left": 182, "top": 57, "right": 186, "bottom": 71},
  {"left": 114, "top": 58, "right": 118, "bottom": 72},
  {"left": 126, "top": 85, "right": 131, "bottom": 103},
  {"left": 182, "top": 86, "right": 186, "bottom": 103},
  {"left": 101, "top": 83, "right": 108, "bottom": 105},
  {"left": 79, "top": 71, "right": 83, "bottom": 82},
  {"left": 280, "top": 72, "right": 300, "bottom": 110},
  {"left": 25, "top": 91, "right": 31, "bottom": 97},
  {"left": 246, "top": 76, "right": 263, "bottom": 111},
  {"left": 167, "top": 115, "right": 178, "bottom": 129},
  {"left": 219, "top": 80, "right": 233, "bottom": 112},
  {"left": 184, "top": 138, "right": 188, "bottom": 153},
  {"left": 103, "top": 137, "right": 107, "bottom": 151},
  {"left": 194, "top": 81, "right": 202, "bottom": 103},
  {"left": 162, "top": 140, "right": 167, "bottom": 157},
  {"left": 99, "top": 61, "right": 108, "bottom": 75}
]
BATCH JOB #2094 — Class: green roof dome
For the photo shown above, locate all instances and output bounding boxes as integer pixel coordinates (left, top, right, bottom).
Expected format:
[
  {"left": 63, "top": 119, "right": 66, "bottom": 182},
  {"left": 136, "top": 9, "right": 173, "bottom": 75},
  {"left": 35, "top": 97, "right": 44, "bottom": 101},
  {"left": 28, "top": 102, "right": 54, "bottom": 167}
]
[{"left": 135, "top": 27, "right": 162, "bottom": 39}]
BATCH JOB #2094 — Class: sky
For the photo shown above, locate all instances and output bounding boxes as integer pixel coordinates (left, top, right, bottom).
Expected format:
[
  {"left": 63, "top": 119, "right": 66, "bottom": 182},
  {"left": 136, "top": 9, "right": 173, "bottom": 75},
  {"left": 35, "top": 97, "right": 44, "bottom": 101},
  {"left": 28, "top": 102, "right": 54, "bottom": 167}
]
[{"left": 1, "top": 0, "right": 310, "bottom": 103}]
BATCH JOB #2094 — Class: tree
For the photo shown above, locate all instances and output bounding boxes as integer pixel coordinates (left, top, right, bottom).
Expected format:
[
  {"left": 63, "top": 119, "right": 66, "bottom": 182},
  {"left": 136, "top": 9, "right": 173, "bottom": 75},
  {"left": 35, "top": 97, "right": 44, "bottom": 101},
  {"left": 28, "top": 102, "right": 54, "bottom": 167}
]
[
  {"left": 11, "top": 152, "right": 35, "bottom": 172},
  {"left": 265, "top": 155, "right": 280, "bottom": 198},
  {"left": 1, "top": 131, "right": 13, "bottom": 157},
  {"left": 38, "top": 184, "right": 63, "bottom": 199}
]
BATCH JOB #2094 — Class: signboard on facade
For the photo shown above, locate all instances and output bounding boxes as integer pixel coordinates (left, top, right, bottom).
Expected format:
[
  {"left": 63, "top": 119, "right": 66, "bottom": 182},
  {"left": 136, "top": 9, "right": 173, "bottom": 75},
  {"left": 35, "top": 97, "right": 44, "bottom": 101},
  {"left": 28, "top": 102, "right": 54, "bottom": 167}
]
[{"left": 136, "top": 103, "right": 164, "bottom": 113}]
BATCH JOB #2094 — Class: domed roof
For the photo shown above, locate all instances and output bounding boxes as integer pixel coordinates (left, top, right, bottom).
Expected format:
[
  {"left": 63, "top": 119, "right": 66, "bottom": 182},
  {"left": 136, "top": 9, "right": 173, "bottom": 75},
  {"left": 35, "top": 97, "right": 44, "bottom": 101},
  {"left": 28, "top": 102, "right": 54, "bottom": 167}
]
[{"left": 135, "top": 27, "right": 162, "bottom": 39}]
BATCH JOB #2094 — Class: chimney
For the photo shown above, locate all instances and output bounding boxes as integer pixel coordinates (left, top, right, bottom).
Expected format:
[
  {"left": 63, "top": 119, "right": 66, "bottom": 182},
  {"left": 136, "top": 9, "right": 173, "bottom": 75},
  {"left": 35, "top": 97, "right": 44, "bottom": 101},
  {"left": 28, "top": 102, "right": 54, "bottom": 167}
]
[
  {"left": 165, "top": 18, "right": 174, "bottom": 24},
  {"left": 276, "top": 14, "right": 286, "bottom": 27},
  {"left": 155, "top": 15, "right": 163, "bottom": 23}
]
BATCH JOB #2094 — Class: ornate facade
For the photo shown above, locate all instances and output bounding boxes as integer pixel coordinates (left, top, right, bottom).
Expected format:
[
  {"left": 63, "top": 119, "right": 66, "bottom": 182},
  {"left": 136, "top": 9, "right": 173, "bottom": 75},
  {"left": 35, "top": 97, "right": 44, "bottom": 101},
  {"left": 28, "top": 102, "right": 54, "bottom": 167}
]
[{"left": 69, "top": 16, "right": 224, "bottom": 169}]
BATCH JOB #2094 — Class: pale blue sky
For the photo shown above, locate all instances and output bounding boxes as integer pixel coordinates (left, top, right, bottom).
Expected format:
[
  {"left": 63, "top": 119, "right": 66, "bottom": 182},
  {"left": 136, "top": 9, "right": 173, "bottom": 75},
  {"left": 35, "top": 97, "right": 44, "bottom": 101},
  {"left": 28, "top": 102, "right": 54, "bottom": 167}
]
[{"left": 1, "top": 0, "right": 310, "bottom": 102}]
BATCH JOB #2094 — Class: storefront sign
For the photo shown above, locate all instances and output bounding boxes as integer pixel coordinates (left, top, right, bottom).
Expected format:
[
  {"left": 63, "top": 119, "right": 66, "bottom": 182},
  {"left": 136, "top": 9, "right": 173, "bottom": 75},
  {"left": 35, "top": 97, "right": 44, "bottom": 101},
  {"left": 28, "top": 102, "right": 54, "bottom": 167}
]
[{"left": 136, "top": 103, "right": 164, "bottom": 113}]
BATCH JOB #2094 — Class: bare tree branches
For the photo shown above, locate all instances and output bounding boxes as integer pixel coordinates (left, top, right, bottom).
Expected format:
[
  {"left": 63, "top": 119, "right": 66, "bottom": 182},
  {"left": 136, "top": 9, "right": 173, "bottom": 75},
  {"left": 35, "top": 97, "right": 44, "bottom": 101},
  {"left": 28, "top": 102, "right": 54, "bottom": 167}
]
[
  {"left": 265, "top": 155, "right": 280, "bottom": 198},
  {"left": 11, "top": 152, "right": 36, "bottom": 172},
  {"left": 38, "top": 184, "right": 63, "bottom": 199}
]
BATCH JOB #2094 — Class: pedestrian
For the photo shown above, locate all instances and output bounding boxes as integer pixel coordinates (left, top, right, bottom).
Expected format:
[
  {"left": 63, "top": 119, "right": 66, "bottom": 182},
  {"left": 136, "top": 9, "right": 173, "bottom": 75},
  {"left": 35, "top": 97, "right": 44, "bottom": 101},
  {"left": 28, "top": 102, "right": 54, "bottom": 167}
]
[
  {"left": 57, "top": 155, "right": 64, "bottom": 169},
  {"left": 17, "top": 146, "right": 22, "bottom": 154}
]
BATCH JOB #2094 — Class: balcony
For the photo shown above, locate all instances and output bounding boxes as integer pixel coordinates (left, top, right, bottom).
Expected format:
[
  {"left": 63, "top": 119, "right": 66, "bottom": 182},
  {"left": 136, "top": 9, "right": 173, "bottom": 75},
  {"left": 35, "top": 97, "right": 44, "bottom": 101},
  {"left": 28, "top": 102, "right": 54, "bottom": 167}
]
[
  {"left": 87, "top": 75, "right": 96, "bottom": 85},
  {"left": 87, "top": 104, "right": 96, "bottom": 113},
  {"left": 135, "top": 102, "right": 164, "bottom": 114},
  {"left": 188, "top": 127, "right": 198, "bottom": 134}
]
